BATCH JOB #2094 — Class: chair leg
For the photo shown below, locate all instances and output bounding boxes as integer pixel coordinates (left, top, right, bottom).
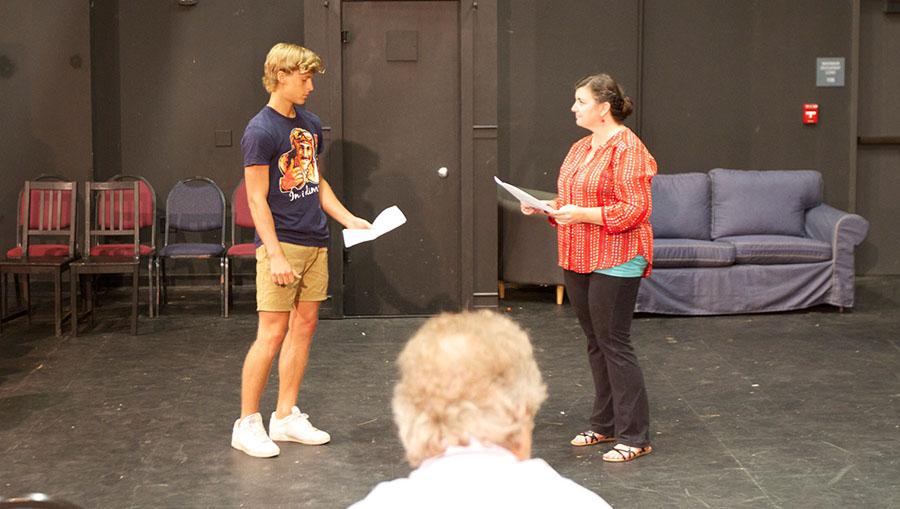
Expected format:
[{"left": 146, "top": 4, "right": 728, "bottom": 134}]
[
  {"left": 161, "top": 258, "right": 168, "bottom": 307},
  {"left": 131, "top": 268, "right": 139, "bottom": 335},
  {"left": 154, "top": 257, "right": 160, "bottom": 314},
  {"left": 224, "top": 257, "right": 230, "bottom": 318},
  {"left": 0, "top": 271, "right": 6, "bottom": 333},
  {"left": 13, "top": 273, "right": 22, "bottom": 309},
  {"left": 25, "top": 274, "right": 31, "bottom": 324},
  {"left": 53, "top": 270, "right": 62, "bottom": 337},
  {"left": 70, "top": 269, "right": 79, "bottom": 337},
  {"left": 86, "top": 275, "right": 94, "bottom": 330},
  {"left": 78, "top": 272, "right": 88, "bottom": 318},
  {"left": 498, "top": 280, "right": 505, "bottom": 300},
  {"left": 220, "top": 257, "right": 226, "bottom": 318},
  {"left": 556, "top": 285, "right": 565, "bottom": 306},
  {"left": 156, "top": 257, "right": 165, "bottom": 314},
  {"left": 147, "top": 257, "right": 155, "bottom": 318}
]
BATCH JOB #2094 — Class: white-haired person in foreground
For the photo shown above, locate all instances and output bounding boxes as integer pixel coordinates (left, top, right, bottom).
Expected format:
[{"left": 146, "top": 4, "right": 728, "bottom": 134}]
[{"left": 350, "top": 311, "right": 611, "bottom": 508}]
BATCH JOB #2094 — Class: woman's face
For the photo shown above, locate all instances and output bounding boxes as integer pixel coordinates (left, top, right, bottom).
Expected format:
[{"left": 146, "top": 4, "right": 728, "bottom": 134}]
[{"left": 571, "top": 86, "right": 608, "bottom": 130}]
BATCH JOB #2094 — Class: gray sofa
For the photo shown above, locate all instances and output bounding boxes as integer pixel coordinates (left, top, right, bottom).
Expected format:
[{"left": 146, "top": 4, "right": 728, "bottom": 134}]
[
  {"left": 498, "top": 187, "right": 565, "bottom": 304},
  {"left": 497, "top": 169, "right": 869, "bottom": 314},
  {"left": 639, "top": 169, "right": 869, "bottom": 314}
]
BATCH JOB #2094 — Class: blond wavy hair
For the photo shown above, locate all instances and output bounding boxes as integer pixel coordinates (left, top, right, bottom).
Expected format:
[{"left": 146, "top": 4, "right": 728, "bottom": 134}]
[
  {"left": 262, "top": 43, "right": 325, "bottom": 93},
  {"left": 392, "top": 311, "right": 548, "bottom": 467}
]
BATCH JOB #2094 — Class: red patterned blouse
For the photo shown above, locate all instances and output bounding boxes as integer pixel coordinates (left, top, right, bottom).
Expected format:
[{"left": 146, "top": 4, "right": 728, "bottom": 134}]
[{"left": 554, "top": 128, "right": 657, "bottom": 276}]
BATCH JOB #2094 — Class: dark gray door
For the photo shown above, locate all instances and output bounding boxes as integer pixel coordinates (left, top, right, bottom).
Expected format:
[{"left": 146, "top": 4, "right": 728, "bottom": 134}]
[
  {"left": 342, "top": 1, "right": 461, "bottom": 315},
  {"left": 856, "top": 0, "right": 900, "bottom": 275}
]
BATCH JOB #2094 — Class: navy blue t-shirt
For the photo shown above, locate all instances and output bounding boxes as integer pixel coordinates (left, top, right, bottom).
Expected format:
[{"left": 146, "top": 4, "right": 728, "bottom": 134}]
[{"left": 241, "top": 105, "right": 329, "bottom": 247}]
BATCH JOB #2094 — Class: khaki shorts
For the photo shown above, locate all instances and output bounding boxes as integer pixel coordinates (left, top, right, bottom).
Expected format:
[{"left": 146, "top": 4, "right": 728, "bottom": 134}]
[{"left": 256, "top": 243, "right": 328, "bottom": 312}]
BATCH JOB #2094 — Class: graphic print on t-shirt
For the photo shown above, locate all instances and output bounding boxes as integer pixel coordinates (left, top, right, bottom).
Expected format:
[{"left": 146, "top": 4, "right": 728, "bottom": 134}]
[{"left": 277, "top": 127, "right": 320, "bottom": 198}]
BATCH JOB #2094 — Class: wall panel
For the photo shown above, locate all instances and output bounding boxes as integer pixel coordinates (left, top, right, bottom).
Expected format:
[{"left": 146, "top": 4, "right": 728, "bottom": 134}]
[
  {"left": 642, "top": 0, "right": 853, "bottom": 210},
  {"left": 0, "top": 1, "right": 93, "bottom": 253},
  {"left": 498, "top": 0, "right": 640, "bottom": 192}
]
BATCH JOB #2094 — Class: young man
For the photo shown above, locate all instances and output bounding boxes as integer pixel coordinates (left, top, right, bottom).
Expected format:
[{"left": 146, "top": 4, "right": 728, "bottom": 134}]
[{"left": 232, "top": 43, "right": 371, "bottom": 458}]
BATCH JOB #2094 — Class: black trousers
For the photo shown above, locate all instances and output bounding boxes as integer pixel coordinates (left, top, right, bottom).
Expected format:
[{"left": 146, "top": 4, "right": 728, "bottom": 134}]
[{"left": 564, "top": 270, "right": 650, "bottom": 448}]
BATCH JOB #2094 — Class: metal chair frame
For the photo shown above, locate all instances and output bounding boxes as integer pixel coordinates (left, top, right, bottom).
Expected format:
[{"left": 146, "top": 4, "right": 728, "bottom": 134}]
[
  {"left": 108, "top": 174, "right": 158, "bottom": 318},
  {"left": 69, "top": 181, "right": 143, "bottom": 336},
  {"left": 6, "top": 175, "right": 67, "bottom": 310},
  {"left": 224, "top": 177, "right": 256, "bottom": 317},
  {"left": 155, "top": 176, "right": 227, "bottom": 316},
  {"left": 0, "top": 181, "right": 78, "bottom": 337}
]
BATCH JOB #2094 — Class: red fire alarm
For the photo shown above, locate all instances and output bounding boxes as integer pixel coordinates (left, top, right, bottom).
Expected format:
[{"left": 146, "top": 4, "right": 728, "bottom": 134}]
[{"left": 803, "top": 103, "right": 819, "bottom": 124}]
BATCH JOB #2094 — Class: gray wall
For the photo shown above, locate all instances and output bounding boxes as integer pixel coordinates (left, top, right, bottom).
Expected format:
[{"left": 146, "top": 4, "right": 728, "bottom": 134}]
[
  {"left": 89, "top": 0, "right": 304, "bottom": 276},
  {"left": 500, "top": 0, "right": 853, "bottom": 208},
  {"left": 642, "top": 0, "right": 853, "bottom": 210},
  {"left": 92, "top": 0, "right": 304, "bottom": 198},
  {"left": 1, "top": 0, "right": 898, "bottom": 277},
  {"left": 0, "top": 0, "right": 93, "bottom": 254},
  {"left": 498, "top": 0, "right": 641, "bottom": 191},
  {"left": 498, "top": 0, "right": 894, "bottom": 274}
]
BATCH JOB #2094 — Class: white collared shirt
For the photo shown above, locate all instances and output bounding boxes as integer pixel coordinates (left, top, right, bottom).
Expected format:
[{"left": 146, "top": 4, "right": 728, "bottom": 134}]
[{"left": 349, "top": 439, "right": 611, "bottom": 509}]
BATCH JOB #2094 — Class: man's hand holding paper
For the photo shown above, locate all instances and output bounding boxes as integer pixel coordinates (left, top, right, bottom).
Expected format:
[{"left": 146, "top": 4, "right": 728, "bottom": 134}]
[{"left": 342, "top": 205, "right": 407, "bottom": 248}]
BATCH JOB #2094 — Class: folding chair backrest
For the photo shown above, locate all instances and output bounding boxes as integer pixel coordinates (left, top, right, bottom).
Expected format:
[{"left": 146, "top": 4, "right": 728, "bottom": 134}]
[
  {"left": 15, "top": 174, "right": 66, "bottom": 247},
  {"left": 231, "top": 178, "right": 255, "bottom": 244},
  {"left": 109, "top": 174, "right": 157, "bottom": 248},
  {"left": 21, "top": 180, "right": 77, "bottom": 257},
  {"left": 84, "top": 181, "right": 141, "bottom": 256},
  {"left": 164, "top": 176, "right": 226, "bottom": 246}
]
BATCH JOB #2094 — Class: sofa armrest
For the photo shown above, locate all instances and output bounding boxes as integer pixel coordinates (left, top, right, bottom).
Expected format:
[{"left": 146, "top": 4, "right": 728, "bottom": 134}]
[
  {"left": 804, "top": 204, "right": 870, "bottom": 307},
  {"left": 805, "top": 204, "right": 869, "bottom": 247}
]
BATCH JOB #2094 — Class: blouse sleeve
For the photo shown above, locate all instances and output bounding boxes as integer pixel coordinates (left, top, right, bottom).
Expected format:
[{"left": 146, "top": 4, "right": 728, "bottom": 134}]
[{"left": 600, "top": 144, "right": 656, "bottom": 234}]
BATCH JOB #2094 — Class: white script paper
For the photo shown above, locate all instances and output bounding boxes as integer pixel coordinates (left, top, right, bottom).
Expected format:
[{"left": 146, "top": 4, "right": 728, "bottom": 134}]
[
  {"left": 494, "top": 176, "right": 555, "bottom": 213},
  {"left": 342, "top": 205, "right": 407, "bottom": 248}
]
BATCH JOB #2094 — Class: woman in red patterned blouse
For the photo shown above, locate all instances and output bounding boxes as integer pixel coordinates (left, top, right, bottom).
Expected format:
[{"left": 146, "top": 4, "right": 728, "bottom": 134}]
[{"left": 522, "top": 74, "right": 656, "bottom": 462}]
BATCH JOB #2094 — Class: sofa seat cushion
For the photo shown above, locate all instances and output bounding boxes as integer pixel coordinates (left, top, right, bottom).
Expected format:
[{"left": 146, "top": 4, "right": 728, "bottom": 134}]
[
  {"left": 717, "top": 235, "right": 831, "bottom": 264},
  {"left": 653, "top": 239, "right": 735, "bottom": 268},
  {"left": 710, "top": 169, "right": 822, "bottom": 238},
  {"left": 650, "top": 173, "right": 711, "bottom": 239}
]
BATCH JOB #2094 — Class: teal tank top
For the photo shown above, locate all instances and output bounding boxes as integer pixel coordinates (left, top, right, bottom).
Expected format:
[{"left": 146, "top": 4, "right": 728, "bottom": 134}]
[{"left": 594, "top": 255, "right": 647, "bottom": 278}]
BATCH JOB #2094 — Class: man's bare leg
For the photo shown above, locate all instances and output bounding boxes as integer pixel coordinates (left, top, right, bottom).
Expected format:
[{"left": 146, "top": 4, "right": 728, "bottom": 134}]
[
  {"left": 274, "top": 300, "right": 320, "bottom": 419},
  {"left": 241, "top": 311, "right": 290, "bottom": 418}
]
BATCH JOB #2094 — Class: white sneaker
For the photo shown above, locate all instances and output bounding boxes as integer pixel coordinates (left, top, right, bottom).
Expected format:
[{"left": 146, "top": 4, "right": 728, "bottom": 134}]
[
  {"left": 231, "top": 413, "right": 280, "bottom": 458},
  {"left": 269, "top": 406, "right": 331, "bottom": 445}
]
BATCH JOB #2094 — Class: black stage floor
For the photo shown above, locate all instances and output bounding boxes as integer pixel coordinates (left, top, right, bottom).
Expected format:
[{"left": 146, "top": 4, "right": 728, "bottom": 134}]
[{"left": 1, "top": 277, "right": 898, "bottom": 508}]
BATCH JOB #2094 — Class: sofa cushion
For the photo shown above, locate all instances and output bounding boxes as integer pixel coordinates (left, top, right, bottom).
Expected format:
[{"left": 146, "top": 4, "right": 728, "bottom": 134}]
[
  {"left": 650, "top": 173, "right": 710, "bottom": 239},
  {"left": 717, "top": 235, "right": 832, "bottom": 264},
  {"left": 710, "top": 169, "right": 822, "bottom": 239},
  {"left": 653, "top": 238, "right": 735, "bottom": 268}
]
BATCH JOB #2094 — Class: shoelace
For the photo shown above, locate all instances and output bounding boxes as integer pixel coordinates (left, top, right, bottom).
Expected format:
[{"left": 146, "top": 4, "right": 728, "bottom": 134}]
[{"left": 294, "top": 412, "right": 323, "bottom": 432}]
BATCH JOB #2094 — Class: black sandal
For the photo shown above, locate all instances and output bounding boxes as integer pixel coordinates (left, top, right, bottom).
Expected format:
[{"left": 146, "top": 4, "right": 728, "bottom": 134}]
[
  {"left": 602, "top": 443, "right": 652, "bottom": 462},
  {"left": 570, "top": 430, "right": 615, "bottom": 447}
]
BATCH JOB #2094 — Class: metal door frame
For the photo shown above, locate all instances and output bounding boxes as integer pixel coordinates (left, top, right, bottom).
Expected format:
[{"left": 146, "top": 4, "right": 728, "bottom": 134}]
[{"left": 304, "top": 0, "right": 498, "bottom": 318}]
